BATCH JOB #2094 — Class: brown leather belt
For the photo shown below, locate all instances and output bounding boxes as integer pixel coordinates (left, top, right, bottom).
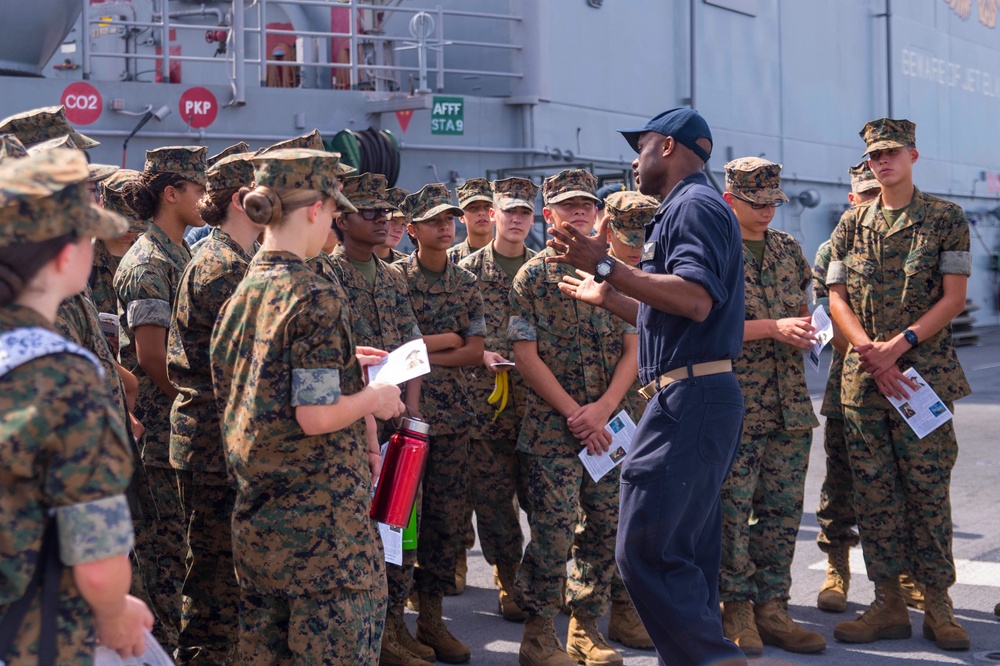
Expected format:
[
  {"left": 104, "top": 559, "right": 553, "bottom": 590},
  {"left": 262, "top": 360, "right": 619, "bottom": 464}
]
[{"left": 637, "top": 360, "right": 733, "bottom": 400}]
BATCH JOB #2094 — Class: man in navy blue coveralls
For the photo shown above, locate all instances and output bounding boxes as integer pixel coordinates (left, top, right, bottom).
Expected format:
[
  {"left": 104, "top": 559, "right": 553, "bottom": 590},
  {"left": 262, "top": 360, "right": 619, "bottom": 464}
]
[{"left": 548, "top": 108, "right": 747, "bottom": 666}]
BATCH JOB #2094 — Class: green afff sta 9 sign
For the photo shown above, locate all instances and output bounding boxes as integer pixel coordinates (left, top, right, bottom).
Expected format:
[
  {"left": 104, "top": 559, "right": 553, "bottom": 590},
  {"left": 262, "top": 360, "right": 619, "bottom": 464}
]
[{"left": 431, "top": 96, "right": 464, "bottom": 135}]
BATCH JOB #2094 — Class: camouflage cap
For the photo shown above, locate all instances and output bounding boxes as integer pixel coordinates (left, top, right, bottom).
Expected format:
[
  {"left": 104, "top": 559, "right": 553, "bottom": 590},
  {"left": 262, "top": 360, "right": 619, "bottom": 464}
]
[
  {"left": 0, "top": 106, "right": 99, "bottom": 149},
  {"left": 0, "top": 149, "right": 128, "bottom": 246},
  {"left": 88, "top": 163, "right": 119, "bottom": 183},
  {"left": 542, "top": 169, "right": 600, "bottom": 205},
  {"left": 724, "top": 157, "right": 788, "bottom": 205},
  {"left": 402, "top": 183, "right": 463, "bottom": 223},
  {"left": 849, "top": 160, "right": 880, "bottom": 194},
  {"left": 144, "top": 146, "right": 208, "bottom": 186},
  {"left": 208, "top": 141, "right": 250, "bottom": 167},
  {"left": 206, "top": 152, "right": 255, "bottom": 193},
  {"left": 605, "top": 191, "right": 659, "bottom": 247},
  {"left": 456, "top": 177, "right": 493, "bottom": 209},
  {"left": 100, "top": 168, "right": 146, "bottom": 232},
  {"left": 860, "top": 118, "right": 915, "bottom": 156},
  {"left": 341, "top": 172, "right": 396, "bottom": 212},
  {"left": 258, "top": 130, "right": 356, "bottom": 176},
  {"left": 26, "top": 134, "right": 77, "bottom": 155},
  {"left": 0, "top": 135, "right": 28, "bottom": 162},
  {"left": 251, "top": 148, "right": 357, "bottom": 213},
  {"left": 386, "top": 187, "right": 410, "bottom": 215},
  {"left": 491, "top": 176, "right": 539, "bottom": 212}
]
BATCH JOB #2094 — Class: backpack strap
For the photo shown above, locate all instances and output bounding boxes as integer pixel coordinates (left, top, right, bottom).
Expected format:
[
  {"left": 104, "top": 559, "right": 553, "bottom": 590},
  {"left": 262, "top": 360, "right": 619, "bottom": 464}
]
[{"left": 0, "top": 518, "right": 62, "bottom": 666}]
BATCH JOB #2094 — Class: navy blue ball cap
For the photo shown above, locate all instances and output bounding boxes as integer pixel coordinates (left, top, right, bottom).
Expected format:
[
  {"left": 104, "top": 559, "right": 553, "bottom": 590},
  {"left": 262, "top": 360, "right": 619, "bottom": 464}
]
[{"left": 617, "top": 108, "right": 713, "bottom": 163}]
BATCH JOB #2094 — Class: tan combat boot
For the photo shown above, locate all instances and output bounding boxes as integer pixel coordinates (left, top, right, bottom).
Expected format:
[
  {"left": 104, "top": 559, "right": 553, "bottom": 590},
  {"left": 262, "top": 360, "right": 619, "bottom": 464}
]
[
  {"left": 922, "top": 586, "right": 970, "bottom": 650},
  {"left": 817, "top": 546, "right": 850, "bottom": 612},
  {"left": 415, "top": 592, "right": 470, "bottom": 664},
  {"left": 721, "top": 599, "right": 763, "bottom": 656},
  {"left": 387, "top": 611, "right": 437, "bottom": 663},
  {"left": 495, "top": 564, "right": 527, "bottom": 622},
  {"left": 607, "top": 600, "right": 653, "bottom": 649},
  {"left": 754, "top": 598, "right": 826, "bottom": 654},
  {"left": 519, "top": 615, "right": 577, "bottom": 666},
  {"left": 381, "top": 612, "right": 436, "bottom": 666},
  {"left": 565, "top": 615, "right": 624, "bottom": 666},
  {"left": 834, "top": 578, "right": 911, "bottom": 643},
  {"left": 899, "top": 573, "right": 926, "bottom": 609}
]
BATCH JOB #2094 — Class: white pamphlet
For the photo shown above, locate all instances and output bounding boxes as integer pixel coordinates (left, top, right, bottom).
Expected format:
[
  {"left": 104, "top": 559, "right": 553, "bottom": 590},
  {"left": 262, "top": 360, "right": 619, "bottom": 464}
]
[
  {"left": 885, "top": 367, "right": 953, "bottom": 439},
  {"left": 579, "top": 410, "right": 636, "bottom": 482},
  {"left": 805, "top": 305, "right": 835, "bottom": 372},
  {"left": 366, "top": 338, "right": 431, "bottom": 385},
  {"left": 379, "top": 521, "right": 403, "bottom": 566}
]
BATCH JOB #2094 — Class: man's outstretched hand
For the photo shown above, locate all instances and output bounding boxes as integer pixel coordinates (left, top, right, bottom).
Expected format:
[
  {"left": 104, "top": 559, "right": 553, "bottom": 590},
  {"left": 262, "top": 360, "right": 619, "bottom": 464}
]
[
  {"left": 545, "top": 216, "right": 611, "bottom": 273},
  {"left": 558, "top": 269, "right": 611, "bottom": 308}
]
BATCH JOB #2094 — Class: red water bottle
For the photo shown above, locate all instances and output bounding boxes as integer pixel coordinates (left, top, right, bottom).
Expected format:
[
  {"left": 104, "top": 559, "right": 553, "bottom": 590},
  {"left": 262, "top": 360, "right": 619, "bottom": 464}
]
[{"left": 370, "top": 417, "right": 430, "bottom": 528}]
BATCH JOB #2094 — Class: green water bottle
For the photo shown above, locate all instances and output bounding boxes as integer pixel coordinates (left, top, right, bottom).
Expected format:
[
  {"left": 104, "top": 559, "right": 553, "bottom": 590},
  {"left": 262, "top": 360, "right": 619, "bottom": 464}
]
[{"left": 402, "top": 503, "right": 418, "bottom": 550}]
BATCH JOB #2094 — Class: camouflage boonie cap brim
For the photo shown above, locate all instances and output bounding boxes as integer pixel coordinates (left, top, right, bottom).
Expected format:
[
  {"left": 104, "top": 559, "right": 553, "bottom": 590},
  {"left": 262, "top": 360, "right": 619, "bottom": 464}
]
[
  {"left": 0, "top": 135, "right": 28, "bottom": 162},
  {"left": 100, "top": 168, "right": 145, "bottom": 229},
  {"left": 208, "top": 141, "right": 250, "bottom": 167},
  {"left": 206, "top": 152, "right": 255, "bottom": 193},
  {"left": 258, "top": 130, "right": 356, "bottom": 176},
  {"left": 26, "top": 134, "right": 77, "bottom": 155},
  {"left": 724, "top": 157, "right": 788, "bottom": 205},
  {"left": 860, "top": 118, "right": 915, "bottom": 156},
  {"left": 145, "top": 146, "right": 208, "bottom": 186},
  {"left": 456, "top": 177, "right": 493, "bottom": 209},
  {"left": 341, "top": 172, "right": 396, "bottom": 211},
  {"left": 492, "top": 176, "right": 539, "bottom": 212},
  {"left": 0, "top": 149, "right": 128, "bottom": 246},
  {"left": 386, "top": 187, "right": 410, "bottom": 217},
  {"left": 542, "top": 169, "right": 600, "bottom": 205},
  {"left": 849, "top": 160, "right": 880, "bottom": 194},
  {"left": 251, "top": 148, "right": 357, "bottom": 213},
  {"left": 403, "top": 183, "right": 463, "bottom": 222},
  {"left": 0, "top": 106, "right": 99, "bottom": 149},
  {"left": 88, "top": 164, "right": 119, "bottom": 182},
  {"left": 605, "top": 191, "right": 659, "bottom": 247}
]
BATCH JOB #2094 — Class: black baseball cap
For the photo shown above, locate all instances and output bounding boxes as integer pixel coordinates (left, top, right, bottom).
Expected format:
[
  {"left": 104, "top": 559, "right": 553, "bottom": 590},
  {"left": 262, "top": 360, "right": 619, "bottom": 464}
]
[{"left": 617, "top": 108, "right": 713, "bottom": 163}]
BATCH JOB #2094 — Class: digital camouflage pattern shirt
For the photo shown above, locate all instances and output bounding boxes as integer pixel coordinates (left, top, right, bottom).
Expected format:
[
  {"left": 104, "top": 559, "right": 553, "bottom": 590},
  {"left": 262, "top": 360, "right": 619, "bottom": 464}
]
[
  {"left": 459, "top": 242, "right": 534, "bottom": 442},
  {"left": 827, "top": 189, "right": 972, "bottom": 408},
  {"left": 0, "top": 304, "right": 133, "bottom": 664},
  {"left": 735, "top": 228, "right": 819, "bottom": 436},
  {"left": 394, "top": 252, "right": 486, "bottom": 436},
  {"left": 114, "top": 221, "right": 191, "bottom": 467},
  {"left": 507, "top": 247, "right": 636, "bottom": 458},
  {"left": 168, "top": 227, "right": 253, "bottom": 476},
  {"left": 88, "top": 239, "right": 122, "bottom": 317},
  {"left": 812, "top": 239, "right": 843, "bottom": 419},
  {"left": 210, "top": 250, "right": 382, "bottom": 596}
]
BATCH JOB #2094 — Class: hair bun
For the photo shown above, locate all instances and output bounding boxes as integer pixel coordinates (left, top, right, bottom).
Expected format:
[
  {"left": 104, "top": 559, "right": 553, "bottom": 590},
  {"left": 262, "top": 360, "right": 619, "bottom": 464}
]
[{"left": 243, "top": 186, "right": 282, "bottom": 225}]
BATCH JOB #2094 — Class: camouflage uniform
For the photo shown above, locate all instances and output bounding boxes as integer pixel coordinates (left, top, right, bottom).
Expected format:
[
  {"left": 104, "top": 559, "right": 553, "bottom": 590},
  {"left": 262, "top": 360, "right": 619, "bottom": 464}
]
[
  {"left": 113, "top": 146, "right": 207, "bottom": 648},
  {"left": 812, "top": 240, "right": 858, "bottom": 553},
  {"left": 508, "top": 231, "right": 636, "bottom": 620},
  {"left": 395, "top": 248, "right": 486, "bottom": 596},
  {"left": 209, "top": 149, "right": 385, "bottom": 663},
  {"left": 168, "top": 176, "right": 255, "bottom": 666},
  {"left": 448, "top": 178, "right": 494, "bottom": 264},
  {"left": 720, "top": 159, "right": 817, "bottom": 606},
  {"left": 828, "top": 189, "right": 971, "bottom": 588},
  {"left": 0, "top": 149, "right": 134, "bottom": 665}
]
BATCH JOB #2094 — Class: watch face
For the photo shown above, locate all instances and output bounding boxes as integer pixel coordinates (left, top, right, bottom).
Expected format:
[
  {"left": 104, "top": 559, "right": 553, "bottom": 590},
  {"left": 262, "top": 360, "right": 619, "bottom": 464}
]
[{"left": 597, "top": 258, "right": 613, "bottom": 276}]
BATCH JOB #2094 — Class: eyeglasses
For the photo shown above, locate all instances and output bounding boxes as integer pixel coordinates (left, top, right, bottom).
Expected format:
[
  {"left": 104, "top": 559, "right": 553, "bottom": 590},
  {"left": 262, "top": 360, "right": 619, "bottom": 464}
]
[
  {"left": 359, "top": 209, "right": 392, "bottom": 221},
  {"left": 730, "top": 193, "right": 783, "bottom": 210}
]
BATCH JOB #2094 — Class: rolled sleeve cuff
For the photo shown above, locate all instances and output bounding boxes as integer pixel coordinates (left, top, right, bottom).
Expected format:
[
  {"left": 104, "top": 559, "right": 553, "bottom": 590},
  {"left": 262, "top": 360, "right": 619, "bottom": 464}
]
[
  {"left": 465, "top": 316, "right": 487, "bottom": 338},
  {"left": 673, "top": 265, "right": 728, "bottom": 305},
  {"left": 291, "top": 368, "right": 342, "bottom": 406},
  {"left": 506, "top": 315, "right": 536, "bottom": 342},
  {"left": 623, "top": 323, "right": 638, "bottom": 335},
  {"left": 826, "top": 261, "right": 847, "bottom": 285},
  {"left": 56, "top": 495, "right": 134, "bottom": 565},
  {"left": 940, "top": 251, "right": 971, "bottom": 275},
  {"left": 126, "top": 298, "right": 171, "bottom": 328}
]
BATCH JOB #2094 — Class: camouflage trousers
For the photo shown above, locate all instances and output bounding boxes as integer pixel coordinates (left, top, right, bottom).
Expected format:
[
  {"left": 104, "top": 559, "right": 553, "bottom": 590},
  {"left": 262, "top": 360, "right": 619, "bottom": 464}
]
[
  {"left": 175, "top": 470, "right": 239, "bottom": 665},
  {"left": 470, "top": 436, "right": 525, "bottom": 566},
  {"left": 132, "top": 464, "right": 187, "bottom": 650},
  {"left": 516, "top": 453, "right": 620, "bottom": 619},
  {"left": 239, "top": 586, "right": 387, "bottom": 665},
  {"left": 572, "top": 510, "right": 629, "bottom": 605},
  {"left": 720, "top": 428, "right": 812, "bottom": 602},
  {"left": 842, "top": 404, "right": 958, "bottom": 588},
  {"left": 815, "top": 415, "right": 860, "bottom": 552},
  {"left": 414, "top": 430, "right": 471, "bottom": 596}
]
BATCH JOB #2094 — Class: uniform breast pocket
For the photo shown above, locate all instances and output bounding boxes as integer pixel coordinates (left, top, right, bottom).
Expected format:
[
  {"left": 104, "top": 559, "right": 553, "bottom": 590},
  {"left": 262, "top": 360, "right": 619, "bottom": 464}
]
[
  {"left": 844, "top": 254, "right": 876, "bottom": 295},
  {"left": 536, "top": 309, "right": 578, "bottom": 340},
  {"left": 780, "top": 291, "right": 803, "bottom": 318},
  {"left": 904, "top": 249, "right": 938, "bottom": 277}
]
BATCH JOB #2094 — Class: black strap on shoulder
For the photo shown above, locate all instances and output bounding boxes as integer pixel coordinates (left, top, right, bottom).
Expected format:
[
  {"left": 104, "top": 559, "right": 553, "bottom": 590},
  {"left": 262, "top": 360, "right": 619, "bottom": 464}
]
[{"left": 0, "top": 519, "right": 63, "bottom": 666}]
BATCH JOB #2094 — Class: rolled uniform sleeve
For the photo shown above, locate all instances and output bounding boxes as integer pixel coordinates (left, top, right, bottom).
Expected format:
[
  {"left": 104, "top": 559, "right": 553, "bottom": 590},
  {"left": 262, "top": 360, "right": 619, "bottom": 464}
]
[
  {"left": 289, "top": 293, "right": 352, "bottom": 406},
  {"left": 826, "top": 210, "right": 854, "bottom": 286},
  {"left": 118, "top": 264, "right": 173, "bottom": 329},
  {"left": 940, "top": 208, "right": 972, "bottom": 275},
  {"left": 507, "top": 268, "right": 538, "bottom": 342}
]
